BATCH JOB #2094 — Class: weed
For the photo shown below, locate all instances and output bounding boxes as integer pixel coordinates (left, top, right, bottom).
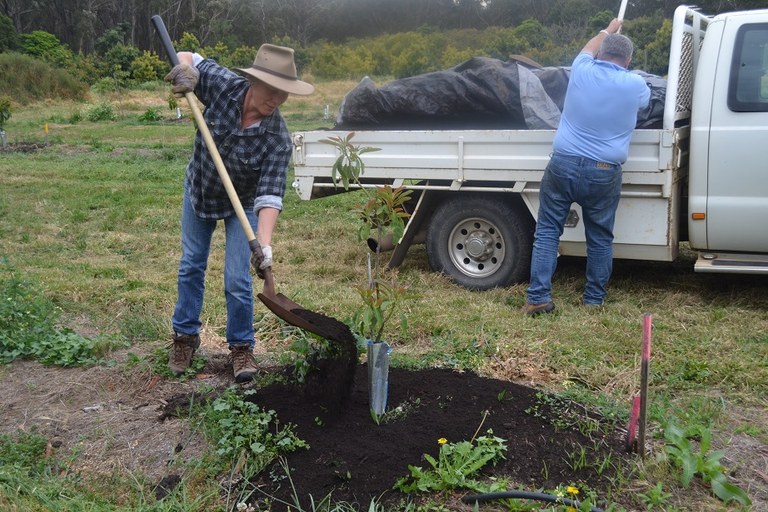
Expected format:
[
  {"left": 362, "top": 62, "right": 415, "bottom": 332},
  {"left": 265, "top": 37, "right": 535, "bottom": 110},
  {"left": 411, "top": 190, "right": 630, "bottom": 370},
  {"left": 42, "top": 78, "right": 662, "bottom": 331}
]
[
  {"left": 138, "top": 107, "right": 163, "bottom": 122},
  {"left": 663, "top": 421, "right": 751, "bottom": 506},
  {"left": 201, "top": 387, "right": 308, "bottom": 474},
  {"left": 638, "top": 481, "right": 672, "bottom": 509},
  {"left": 86, "top": 102, "right": 117, "bottom": 122},
  {"left": 0, "top": 265, "right": 127, "bottom": 365},
  {"left": 565, "top": 445, "right": 588, "bottom": 471},
  {"left": 395, "top": 429, "right": 507, "bottom": 494}
]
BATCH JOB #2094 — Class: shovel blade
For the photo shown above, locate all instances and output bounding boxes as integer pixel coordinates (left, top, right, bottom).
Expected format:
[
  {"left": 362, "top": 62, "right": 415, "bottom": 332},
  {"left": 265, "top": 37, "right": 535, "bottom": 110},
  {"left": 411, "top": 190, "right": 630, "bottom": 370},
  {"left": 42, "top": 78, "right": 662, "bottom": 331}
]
[{"left": 257, "top": 292, "right": 343, "bottom": 340}]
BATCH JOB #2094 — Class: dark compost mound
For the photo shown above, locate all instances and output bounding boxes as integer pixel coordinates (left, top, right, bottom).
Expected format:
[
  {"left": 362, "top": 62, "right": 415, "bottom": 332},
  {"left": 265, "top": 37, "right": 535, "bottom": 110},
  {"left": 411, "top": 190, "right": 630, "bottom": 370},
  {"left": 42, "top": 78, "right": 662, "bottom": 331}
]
[{"left": 247, "top": 365, "right": 625, "bottom": 510}]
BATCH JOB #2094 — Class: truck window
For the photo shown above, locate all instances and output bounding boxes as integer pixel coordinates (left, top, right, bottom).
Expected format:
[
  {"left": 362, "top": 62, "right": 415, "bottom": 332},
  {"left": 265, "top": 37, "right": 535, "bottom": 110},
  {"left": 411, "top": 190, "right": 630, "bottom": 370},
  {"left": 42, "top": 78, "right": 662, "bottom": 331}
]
[{"left": 728, "top": 23, "right": 768, "bottom": 112}]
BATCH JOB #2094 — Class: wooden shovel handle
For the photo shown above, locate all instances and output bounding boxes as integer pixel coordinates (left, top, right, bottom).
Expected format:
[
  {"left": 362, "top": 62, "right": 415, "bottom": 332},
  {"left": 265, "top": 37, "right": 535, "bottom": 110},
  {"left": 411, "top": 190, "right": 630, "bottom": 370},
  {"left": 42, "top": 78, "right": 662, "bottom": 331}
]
[{"left": 150, "top": 15, "right": 258, "bottom": 246}]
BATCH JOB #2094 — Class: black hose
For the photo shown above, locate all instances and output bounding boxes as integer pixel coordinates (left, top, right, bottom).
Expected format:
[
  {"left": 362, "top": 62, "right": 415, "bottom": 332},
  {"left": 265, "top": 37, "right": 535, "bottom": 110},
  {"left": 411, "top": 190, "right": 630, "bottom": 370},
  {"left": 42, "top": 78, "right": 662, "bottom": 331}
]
[{"left": 462, "top": 490, "right": 605, "bottom": 512}]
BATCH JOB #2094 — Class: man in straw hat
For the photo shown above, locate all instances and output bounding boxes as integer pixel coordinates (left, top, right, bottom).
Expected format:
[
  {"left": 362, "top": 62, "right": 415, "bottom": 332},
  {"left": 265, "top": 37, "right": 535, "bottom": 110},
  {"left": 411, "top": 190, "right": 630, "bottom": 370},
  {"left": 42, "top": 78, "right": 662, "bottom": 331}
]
[{"left": 164, "top": 44, "right": 314, "bottom": 382}]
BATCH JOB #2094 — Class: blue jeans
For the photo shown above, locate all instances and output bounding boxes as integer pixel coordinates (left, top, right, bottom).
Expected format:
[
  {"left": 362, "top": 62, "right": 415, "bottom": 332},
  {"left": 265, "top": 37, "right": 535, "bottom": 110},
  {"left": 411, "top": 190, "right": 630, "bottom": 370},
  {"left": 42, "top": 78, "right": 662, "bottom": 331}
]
[
  {"left": 172, "top": 188, "right": 256, "bottom": 348},
  {"left": 527, "top": 153, "right": 622, "bottom": 305}
]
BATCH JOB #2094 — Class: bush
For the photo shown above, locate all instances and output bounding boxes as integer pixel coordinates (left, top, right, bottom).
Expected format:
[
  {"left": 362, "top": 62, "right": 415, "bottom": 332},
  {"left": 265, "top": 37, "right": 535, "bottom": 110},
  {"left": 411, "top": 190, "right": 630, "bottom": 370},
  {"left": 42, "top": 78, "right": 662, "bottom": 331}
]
[
  {"left": 175, "top": 32, "right": 201, "bottom": 53},
  {"left": 101, "top": 43, "right": 140, "bottom": 75},
  {"left": 138, "top": 107, "right": 162, "bottom": 122},
  {"left": 0, "top": 96, "right": 10, "bottom": 130},
  {"left": 0, "top": 52, "right": 87, "bottom": 104},
  {"left": 19, "top": 30, "right": 74, "bottom": 67},
  {"left": 87, "top": 102, "right": 117, "bottom": 122},
  {"left": 130, "top": 50, "right": 167, "bottom": 83},
  {"left": 0, "top": 13, "right": 17, "bottom": 52}
]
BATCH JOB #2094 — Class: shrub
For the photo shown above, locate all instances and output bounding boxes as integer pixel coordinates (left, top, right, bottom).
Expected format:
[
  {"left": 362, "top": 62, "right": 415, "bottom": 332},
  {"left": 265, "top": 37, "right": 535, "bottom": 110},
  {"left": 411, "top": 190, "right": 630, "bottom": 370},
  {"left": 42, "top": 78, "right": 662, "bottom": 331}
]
[
  {"left": 130, "top": 50, "right": 167, "bottom": 83},
  {"left": 101, "top": 43, "right": 140, "bottom": 75},
  {"left": 87, "top": 102, "right": 117, "bottom": 122},
  {"left": 19, "top": 30, "right": 74, "bottom": 67},
  {"left": 0, "top": 96, "right": 10, "bottom": 130},
  {"left": 176, "top": 32, "right": 201, "bottom": 53},
  {"left": 229, "top": 45, "right": 258, "bottom": 68},
  {"left": 0, "top": 13, "right": 17, "bottom": 52},
  {"left": 0, "top": 52, "right": 87, "bottom": 104},
  {"left": 138, "top": 107, "right": 162, "bottom": 122}
]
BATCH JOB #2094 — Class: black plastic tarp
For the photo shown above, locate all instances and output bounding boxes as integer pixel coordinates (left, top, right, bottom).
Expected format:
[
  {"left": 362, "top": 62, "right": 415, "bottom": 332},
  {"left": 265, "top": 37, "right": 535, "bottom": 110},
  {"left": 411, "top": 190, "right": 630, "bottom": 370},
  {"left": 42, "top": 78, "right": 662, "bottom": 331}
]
[{"left": 335, "top": 56, "right": 666, "bottom": 130}]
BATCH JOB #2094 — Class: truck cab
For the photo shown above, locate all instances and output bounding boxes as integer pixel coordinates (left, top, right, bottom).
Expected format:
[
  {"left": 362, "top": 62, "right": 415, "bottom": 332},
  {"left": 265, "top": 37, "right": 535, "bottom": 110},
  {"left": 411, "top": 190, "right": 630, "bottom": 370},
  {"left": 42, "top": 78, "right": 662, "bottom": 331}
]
[{"left": 689, "top": 8, "right": 768, "bottom": 272}]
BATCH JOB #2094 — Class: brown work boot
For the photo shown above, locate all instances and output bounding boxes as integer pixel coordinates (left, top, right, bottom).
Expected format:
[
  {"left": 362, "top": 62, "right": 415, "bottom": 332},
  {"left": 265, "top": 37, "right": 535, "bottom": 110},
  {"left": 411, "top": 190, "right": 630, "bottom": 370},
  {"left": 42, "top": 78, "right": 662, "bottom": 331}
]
[
  {"left": 168, "top": 332, "right": 200, "bottom": 375},
  {"left": 229, "top": 345, "right": 258, "bottom": 383},
  {"left": 522, "top": 301, "right": 556, "bottom": 316}
]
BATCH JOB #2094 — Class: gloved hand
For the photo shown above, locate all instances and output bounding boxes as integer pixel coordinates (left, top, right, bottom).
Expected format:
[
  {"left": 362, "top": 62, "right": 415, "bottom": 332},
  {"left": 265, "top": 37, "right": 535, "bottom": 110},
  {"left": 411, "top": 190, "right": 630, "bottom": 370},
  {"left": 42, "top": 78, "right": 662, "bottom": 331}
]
[
  {"left": 164, "top": 63, "right": 199, "bottom": 97},
  {"left": 250, "top": 244, "right": 273, "bottom": 278}
]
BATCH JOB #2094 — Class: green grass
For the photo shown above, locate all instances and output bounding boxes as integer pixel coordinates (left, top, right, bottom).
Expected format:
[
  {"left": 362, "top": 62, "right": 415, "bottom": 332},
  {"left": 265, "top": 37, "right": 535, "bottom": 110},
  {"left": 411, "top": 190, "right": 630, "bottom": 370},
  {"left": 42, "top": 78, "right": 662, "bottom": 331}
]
[{"left": 1, "top": 81, "right": 766, "bottom": 510}]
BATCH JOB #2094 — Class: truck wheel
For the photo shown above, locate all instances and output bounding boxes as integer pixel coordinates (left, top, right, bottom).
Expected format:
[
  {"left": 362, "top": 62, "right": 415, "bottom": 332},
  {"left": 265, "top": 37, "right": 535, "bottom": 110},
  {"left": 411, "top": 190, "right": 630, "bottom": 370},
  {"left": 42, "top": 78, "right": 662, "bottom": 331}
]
[{"left": 426, "top": 196, "right": 534, "bottom": 290}]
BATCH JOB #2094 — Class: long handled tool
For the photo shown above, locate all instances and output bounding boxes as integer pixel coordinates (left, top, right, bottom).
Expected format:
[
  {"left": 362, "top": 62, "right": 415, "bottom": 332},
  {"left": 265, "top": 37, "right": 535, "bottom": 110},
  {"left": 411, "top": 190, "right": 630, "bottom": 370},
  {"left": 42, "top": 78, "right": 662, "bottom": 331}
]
[{"left": 151, "top": 15, "right": 344, "bottom": 340}]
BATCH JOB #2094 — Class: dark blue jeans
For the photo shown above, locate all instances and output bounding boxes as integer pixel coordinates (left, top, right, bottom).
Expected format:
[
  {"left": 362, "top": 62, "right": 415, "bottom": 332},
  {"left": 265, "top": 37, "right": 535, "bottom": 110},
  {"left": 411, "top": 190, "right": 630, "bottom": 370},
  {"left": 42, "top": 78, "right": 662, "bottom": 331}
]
[
  {"left": 527, "top": 153, "right": 622, "bottom": 305},
  {"left": 172, "top": 188, "right": 256, "bottom": 348}
]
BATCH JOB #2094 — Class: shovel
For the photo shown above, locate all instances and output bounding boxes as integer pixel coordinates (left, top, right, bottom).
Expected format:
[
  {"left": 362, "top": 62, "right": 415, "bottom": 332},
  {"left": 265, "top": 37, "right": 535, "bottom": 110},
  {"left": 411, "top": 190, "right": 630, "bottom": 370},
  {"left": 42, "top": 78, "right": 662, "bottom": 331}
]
[{"left": 151, "top": 15, "right": 345, "bottom": 341}]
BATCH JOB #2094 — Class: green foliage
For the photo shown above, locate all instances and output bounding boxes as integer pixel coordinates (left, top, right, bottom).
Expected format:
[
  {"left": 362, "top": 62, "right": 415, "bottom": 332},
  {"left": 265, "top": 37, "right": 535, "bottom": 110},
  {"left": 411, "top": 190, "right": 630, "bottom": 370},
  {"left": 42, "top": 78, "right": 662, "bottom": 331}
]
[
  {"left": 663, "top": 421, "right": 751, "bottom": 506},
  {"left": 638, "top": 482, "right": 672, "bottom": 509},
  {"left": 311, "top": 43, "right": 376, "bottom": 80},
  {"left": 229, "top": 45, "right": 259, "bottom": 68},
  {"left": 390, "top": 34, "right": 434, "bottom": 78},
  {"left": 101, "top": 43, "right": 140, "bottom": 75},
  {"left": 130, "top": 50, "right": 167, "bottom": 83},
  {"left": 200, "top": 41, "right": 231, "bottom": 65},
  {"left": 320, "top": 133, "right": 415, "bottom": 342},
  {"left": 138, "top": 107, "right": 163, "bottom": 122},
  {"left": 19, "top": 30, "right": 74, "bottom": 67},
  {"left": 0, "top": 13, "right": 18, "bottom": 52},
  {"left": 395, "top": 430, "right": 507, "bottom": 493},
  {"left": 512, "top": 19, "right": 551, "bottom": 52},
  {"left": 202, "top": 388, "right": 308, "bottom": 472},
  {"left": 86, "top": 102, "right": 117, "bottom": 122},
  {"left": 0, "top": 430, "right": 49, "bottom": 476},
  {"left": 322, "top": 132, "right": 381, "bottom": 189},
  {"left": 176, "top": 32, "right": 202, "bottom": 53},
  {"left": 0, "top": 52, "right": 86, "bottom": 104},
  {"left": 0, "top": 265, "right": 126, "bottom": 366},
  {"left": 0, "top": 95, "right": 10, "bottom": 129},
  {"left": 94, "top": 24, "right": 128, "bottom": 54}
]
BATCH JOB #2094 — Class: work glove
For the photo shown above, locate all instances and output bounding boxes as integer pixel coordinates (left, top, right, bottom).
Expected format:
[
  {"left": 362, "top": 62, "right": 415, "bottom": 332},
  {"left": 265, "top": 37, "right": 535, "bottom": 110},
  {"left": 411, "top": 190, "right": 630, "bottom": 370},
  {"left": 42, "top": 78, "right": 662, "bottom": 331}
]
[
  {"left": 164, "top": 63, "right": 199, "bottom": 97},
  {"left": 250, "top": 244, "right": 273, "bottom": 279}
]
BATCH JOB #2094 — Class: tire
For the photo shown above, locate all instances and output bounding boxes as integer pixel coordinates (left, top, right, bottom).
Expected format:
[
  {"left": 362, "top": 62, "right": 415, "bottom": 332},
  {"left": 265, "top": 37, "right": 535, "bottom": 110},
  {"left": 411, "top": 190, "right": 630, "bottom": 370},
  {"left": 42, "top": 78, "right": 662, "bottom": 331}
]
[{"left": 426, "top": 195, "right": 534, "bottom": 290}]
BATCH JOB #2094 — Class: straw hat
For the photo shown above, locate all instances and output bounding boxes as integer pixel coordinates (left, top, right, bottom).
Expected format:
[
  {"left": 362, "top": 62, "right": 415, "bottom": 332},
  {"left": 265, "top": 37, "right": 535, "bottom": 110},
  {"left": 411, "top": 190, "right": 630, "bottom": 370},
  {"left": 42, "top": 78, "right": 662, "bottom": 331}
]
[{"left": 236, "top": 44, "right": 314, "bottom": 96}]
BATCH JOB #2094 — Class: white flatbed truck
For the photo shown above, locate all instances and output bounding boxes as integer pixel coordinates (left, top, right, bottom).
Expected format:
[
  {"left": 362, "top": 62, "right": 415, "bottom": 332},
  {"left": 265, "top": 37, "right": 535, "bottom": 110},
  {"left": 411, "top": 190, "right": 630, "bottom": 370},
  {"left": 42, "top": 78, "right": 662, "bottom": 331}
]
[{"left": 291, "top": 5, "right": 768, "bottom": 290}]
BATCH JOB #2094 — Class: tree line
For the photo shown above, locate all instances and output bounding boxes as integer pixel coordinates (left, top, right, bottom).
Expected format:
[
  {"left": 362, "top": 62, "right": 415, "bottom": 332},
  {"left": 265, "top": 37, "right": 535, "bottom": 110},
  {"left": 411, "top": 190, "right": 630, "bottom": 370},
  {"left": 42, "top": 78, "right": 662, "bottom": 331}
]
[
  {"left": 2, "top": 0, "right": 764, "bottom": 53},
  {"left": 0, "top": 0, "right": 764, "bottom": 90}
]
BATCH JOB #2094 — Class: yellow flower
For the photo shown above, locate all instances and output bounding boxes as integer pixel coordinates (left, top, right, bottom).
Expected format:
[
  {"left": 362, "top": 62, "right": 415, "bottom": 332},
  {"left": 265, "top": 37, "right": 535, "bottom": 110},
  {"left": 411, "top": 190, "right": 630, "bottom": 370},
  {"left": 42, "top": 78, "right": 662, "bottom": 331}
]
[
  {"left": 566, "top": 508, "right": 577, "bottom": 512},
  {"left": 566, "top": 485, "right": 579, "bottom": 495},
  {"left": 437, "top": 437, "right": 448, "bottom": 445}
]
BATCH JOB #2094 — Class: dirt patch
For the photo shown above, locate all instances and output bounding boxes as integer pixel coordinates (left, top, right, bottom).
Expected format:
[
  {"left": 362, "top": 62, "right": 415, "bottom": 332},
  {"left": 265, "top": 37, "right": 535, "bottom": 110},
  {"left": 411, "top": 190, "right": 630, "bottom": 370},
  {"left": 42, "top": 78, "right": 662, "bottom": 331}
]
[
  {"left": 0, "top": 142, "right": 47, "bottom": 153},
  {"left": 1, "top": 346, "right": 766, "bottom": 511}
]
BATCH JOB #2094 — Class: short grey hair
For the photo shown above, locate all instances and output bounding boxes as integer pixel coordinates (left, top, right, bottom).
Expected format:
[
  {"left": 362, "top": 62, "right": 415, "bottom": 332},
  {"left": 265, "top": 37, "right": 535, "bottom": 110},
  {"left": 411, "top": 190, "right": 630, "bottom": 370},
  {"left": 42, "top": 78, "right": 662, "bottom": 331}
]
[{"left": 598, "top": 34, "right": 634, "bottom": 62}]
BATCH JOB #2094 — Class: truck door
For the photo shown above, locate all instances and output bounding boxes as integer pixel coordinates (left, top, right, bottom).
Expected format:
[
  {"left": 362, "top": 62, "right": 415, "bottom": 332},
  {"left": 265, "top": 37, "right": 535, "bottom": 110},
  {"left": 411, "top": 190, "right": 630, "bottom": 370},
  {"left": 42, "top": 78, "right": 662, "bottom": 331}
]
[{"left": 705, "top": 19, "right": 768, "bottom": 252}]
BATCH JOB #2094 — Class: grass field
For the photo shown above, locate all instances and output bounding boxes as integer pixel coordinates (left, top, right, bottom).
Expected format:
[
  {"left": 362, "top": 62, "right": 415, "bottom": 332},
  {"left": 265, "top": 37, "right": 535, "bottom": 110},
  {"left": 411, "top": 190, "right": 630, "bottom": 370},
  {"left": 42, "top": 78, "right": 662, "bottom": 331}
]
[{"left": 1, "top": 81, "right": 766, "bottom": 511}]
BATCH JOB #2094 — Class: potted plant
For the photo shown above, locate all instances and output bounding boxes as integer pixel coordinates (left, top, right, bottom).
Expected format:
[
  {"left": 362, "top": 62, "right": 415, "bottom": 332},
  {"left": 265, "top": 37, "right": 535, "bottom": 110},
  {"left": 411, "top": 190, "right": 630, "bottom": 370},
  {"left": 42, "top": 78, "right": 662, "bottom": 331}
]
[{"left": 320, "top": 132, "right": 415, "bottom": 420}]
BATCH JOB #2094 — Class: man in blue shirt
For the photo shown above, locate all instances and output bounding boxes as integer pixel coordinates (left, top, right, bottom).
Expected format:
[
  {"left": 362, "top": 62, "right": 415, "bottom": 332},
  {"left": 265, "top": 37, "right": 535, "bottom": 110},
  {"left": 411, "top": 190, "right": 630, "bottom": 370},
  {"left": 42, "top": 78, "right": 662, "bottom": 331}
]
[
  {"left": 164, "top": 44, "right": 314, "bottom": 379},
  {"left": 524, "top": 19, "right": 650, "bottom": 316}
]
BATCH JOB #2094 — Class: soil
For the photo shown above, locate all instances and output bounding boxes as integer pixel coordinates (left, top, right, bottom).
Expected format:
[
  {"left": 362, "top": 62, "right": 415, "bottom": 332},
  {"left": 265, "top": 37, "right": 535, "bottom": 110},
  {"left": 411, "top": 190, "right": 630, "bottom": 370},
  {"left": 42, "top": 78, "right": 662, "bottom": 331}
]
[
  {"left": 1, "top": 333, "right": 766, "bottom": 511},
  {"left": 0, "top": 141, "right": 47, "bottom": 153}
]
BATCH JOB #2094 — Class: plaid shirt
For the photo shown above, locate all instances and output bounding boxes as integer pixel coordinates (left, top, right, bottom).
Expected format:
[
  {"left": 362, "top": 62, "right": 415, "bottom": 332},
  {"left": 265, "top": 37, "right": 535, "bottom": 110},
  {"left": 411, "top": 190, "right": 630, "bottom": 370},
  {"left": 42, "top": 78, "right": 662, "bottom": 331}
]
[{"left": 185, "top": 59, "right": 292, "bottom": 219}]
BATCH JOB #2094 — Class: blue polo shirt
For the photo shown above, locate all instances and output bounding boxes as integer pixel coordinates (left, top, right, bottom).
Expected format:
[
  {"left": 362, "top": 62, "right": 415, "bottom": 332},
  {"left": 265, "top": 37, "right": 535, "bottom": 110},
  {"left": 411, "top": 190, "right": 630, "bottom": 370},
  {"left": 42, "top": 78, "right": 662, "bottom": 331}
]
[{"left": 552, "top": 52, "right": 650, "bottom": 164}]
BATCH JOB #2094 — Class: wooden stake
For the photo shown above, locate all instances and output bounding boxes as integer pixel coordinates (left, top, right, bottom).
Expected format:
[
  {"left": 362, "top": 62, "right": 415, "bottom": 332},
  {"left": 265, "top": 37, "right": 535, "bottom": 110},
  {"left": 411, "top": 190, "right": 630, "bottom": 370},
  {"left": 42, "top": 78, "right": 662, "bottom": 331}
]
[{"left": 638, "top": 314, "right": 652, "bottom": 456}]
